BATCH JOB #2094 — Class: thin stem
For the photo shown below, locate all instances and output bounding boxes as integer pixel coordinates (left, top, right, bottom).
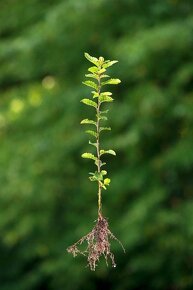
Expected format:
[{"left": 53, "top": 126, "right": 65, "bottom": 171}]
[{"left": 96, "top": 71, "right": 102, "bottom": 216}]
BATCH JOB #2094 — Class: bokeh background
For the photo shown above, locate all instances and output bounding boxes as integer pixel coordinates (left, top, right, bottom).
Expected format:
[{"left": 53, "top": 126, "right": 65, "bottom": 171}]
[{"left": 0, "top": 0, "right": 193, "bottom": 289}]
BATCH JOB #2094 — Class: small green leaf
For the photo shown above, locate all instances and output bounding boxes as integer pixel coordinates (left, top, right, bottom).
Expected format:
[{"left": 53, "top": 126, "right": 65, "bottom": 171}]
[
  {"left": 101, "top": 182, "right": 107, "bottom": 190},
  {"left": 95, "top": 159, "right": 99, "bottom": 167},
  {"left": 81, "top": 98, "right": 97, "bottom": 108},
  {"left": 100, "top": 74, "right": 110, "bottom": 78},
  {"left": 100, "top": 127, "right": 111, "bottom": 132},
  {"left": 107, "top": 149, "right": 116, "bottom": 155},
  {"left": 95, "top": 172, "right": 103, "bottom": 181},
  {"left": 89, "top": 176, "right": 97, "bottom": 181},
  {"left": 101, "top": 78, "right": 121, "bottom": 86},
  {"left": 104, "top": 178, "right": 111, "bottom": 186},
  {"left": 80, "top": 119, "right": 96, "bottom": 126},
  {"left": 100, "top": 109, "right": 109, "bottom": 114},
  {"left": 103, "top": 60, "right": 118, "bottom": 68},
  {"left": 81, "top": 153, "right": 97, "bottom": 161},
  {"left": 89, "top": 140, "right": 97, "bottom": 147},
  {"left": 99, "top": 116, "right": 108, "bottom": 121},
  {"left": 85, "top": 74, "right": 98, "bottom": 80},
  {"left": 98, "top": 68, "right": 106, "bottom": 74},
  {"left": 85, "top": 130, "right": 97, "bottom": 138},
  {"left": 100, "top": 92, "right": 112, "bottom": 96},
  {"left": 101, "top": 170, "right": 107, "bottom": 175},
  {"left": 94, "top": 160, "right": 106, "bottom": 167},
  {"left": 89, "top": 171, "right": 103, "bottom": 182},
  {"left": 97, "top": 110, "right": 109, "bottom": 120},
  {"left": 100, "top": 149, "right": 116, "bottom": 156},
  {"left": 89, "top": 172, "right": 95, "bottom": 175},
  {"left": 101, "top": 162, "right": 106, "bottom": 167},
  {"left": 91, "top": 91, "right": 99, "bottom": 98},
  {"left": 99, "top": 95, "right": 114, "bottom": 103},
  {"left": 84, "top": 53, "right": 99, "bottom": 66},
  {"left": 97, "top": 110, "right": 109, "bottom": 119},
  {"left": 82, "top": 80, "right": 98, "bottom": 90},
  {"left": 99, "top": 56, "right": 104, "bottom": 64},
  {"left": 88, "top": 66, "right": 98, "bottom": 73}
]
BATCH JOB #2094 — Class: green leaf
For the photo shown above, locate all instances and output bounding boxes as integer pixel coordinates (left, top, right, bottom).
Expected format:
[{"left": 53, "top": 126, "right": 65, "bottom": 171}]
[
  {"left": 100, "top": 92, "right": 112, "bottom": 96},
  {"left": 100, "top": 109, "right": 109, "bottom": 114},
  {"left": 89, "top": 140, "right": 97, "bottom": 147},
  {"left": 81, "top": 153, "right": 97, "bottom": 161},
  {"left": 81, "top": 98, "right": 97, "bottom": 108},
  {"left": 98, "top": 68, "right": 106, "bottom": 74},
  {"left": 99, "top": 95, "right": 114, "bottom": 103},
  {"left": 99, "top": 56, "right": 104, "bottom": 63},
  {"left": 80, "top": 119, "right": 96, "bottom": 126},
  {"left": 85, "top": 74, "right": 98, "bottom": 80},
  {"left": 101, "top": 184, "right": 107, "bottom": 190},
  {"left": 85, "top": 130, "right": 97, "bottom": 138},
  {"left": 97, "top": 110, "right": 109, "bottom": 117},
  {"left": 100, "top": 74, "right": 110, "bottom": 78},
  {"left": 104, "top": 178, "right": 111, "bottom": 185},
  {"left": 95, "top": 172, "right": 103, "bottom": 181},
  {"left": 89, "top": 176, "right": 97, "bottom": 182},
  {"left": 89, "top": 171, "right": 103, "bottom": 182},
  {"left": 91, "top": 91, "right": 99, "bottom": 98},
  {"left": 89, "top": 172, "right": 97, "bottom": 181},
  {"left": 89, "top": 172, "right": 95, "bottom": 175},
  {"left": 82, "top": 80, "right": 98, "bottom": 90},
  {"left": 100, "top": 127, "right": 111, "bottom": 132},
  {"left": 97, "top": 110, "right": 109, "bottom": 120},
  {"left": 101, "top": 162, "right": 106, "bottom": 167},
  {"left": 97, "top": 174, "right": 103, "bottom": 181},
  {"left": 99, "top": 116, "right": 108, "bottom": 121},
  {"left": 101, "top": 170, "right": 107, "bottom": 175},
  {"left": 94, "top": 160, "right": 106, "bottom": 167},
  {"left": 103, "top": 60, "right": 118, "bottom": 68},
  {"left": 100, "top": 149, "right": 116, "bottom": 156},
  {"left": 88, "top": 66, "right": 98, "bottom": 73},
  {"left": 95, "top": 159, "right": 99, "bottom": 167},
  {"left": 84, "top": 52, "right": 99, "bottom": 66},
  {"left": 101, "top": 78, "right": 121, "bottom": 86}
]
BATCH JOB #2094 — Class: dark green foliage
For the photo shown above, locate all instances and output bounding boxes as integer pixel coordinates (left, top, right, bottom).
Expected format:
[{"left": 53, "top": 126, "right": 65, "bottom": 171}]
[{"left": 0, "top": 0, "right": 193, "bottom": 289}]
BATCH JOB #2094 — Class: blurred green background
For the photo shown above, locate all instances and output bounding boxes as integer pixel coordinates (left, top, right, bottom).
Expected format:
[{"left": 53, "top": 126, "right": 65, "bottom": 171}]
[{"left": 0, "top": 0, "right": 193, "bottom": 289}]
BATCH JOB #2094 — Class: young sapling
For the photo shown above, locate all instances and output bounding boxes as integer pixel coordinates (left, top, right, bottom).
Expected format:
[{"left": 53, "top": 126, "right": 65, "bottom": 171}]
[{"left": 67, "top": 53, "right": 125, "bottom": 271}]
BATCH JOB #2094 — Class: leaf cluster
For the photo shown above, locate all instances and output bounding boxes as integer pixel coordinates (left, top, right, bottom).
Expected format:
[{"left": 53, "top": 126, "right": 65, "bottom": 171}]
[{"left": 80, "top": 53, "right": 121, "bottom": 189}]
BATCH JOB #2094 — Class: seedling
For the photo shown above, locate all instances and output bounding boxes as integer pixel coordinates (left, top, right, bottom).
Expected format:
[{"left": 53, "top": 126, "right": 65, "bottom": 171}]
[{"left": 67, "top": 53, "right": 125, "bottom": 270}]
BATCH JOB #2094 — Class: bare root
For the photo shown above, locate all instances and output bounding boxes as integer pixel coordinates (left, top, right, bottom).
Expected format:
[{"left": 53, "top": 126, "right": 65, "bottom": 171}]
[{"left": 67, "top": 214, "right": 125, "bottom": 271}]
